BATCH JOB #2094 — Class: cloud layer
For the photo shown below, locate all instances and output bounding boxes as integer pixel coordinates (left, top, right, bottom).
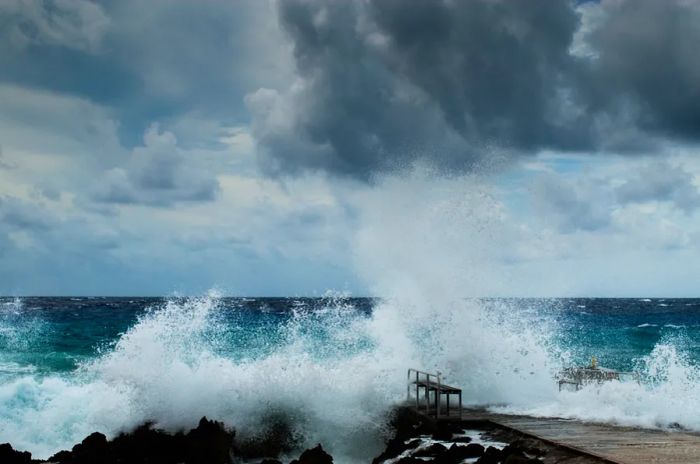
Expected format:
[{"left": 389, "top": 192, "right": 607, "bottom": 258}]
[
  {"left": 2, "top": 0, "right": 700, "bottom": 296},
  {"left": 248, "top": 0, "right": 700, "bottom": 179}
]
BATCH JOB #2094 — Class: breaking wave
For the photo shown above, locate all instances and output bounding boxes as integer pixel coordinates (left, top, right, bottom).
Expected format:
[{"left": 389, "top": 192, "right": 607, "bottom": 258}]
[{"left": 3, "top": 170, "right": 700, "bottom": 461}]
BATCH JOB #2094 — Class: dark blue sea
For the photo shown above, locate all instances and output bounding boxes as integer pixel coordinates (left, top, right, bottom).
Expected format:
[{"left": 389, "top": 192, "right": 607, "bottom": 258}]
[{"left": 2, "top": 295, "right": 700, "bottom": 461}]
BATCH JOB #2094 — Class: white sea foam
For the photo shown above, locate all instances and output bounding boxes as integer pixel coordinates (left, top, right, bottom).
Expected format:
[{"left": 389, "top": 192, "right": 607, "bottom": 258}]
[
  {"left": 0, "top": 294, "right": 396, "bottom": 461},
  {"left": 495, "top": 343, "right": 700, "bottom": 430},
  {"left": 2, "top": 170, "right": 700, "bottom": 462},
  {"left": 0, "top": 172, "right": 560, "bottom": 462},
  {"left": 0, "top": 298, "right": 46, "bottom": 352}
]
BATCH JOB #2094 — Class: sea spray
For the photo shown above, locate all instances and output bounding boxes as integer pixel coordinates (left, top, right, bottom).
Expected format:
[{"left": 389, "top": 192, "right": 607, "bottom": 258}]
[
  {"left": 5, "top": 172, "right": 700, "bottom": 461},
  {"left": 0, "top": 170, "right": 571, "bottom": 461},
  {"left": 493, "top": 340, "right": 700, "bottom": 430},
  {"left": 5, "top": 297, "right": 700, "bottom": 461},
  {"left": 352, "top": 169, "right": 563, "bottom": 407},
  {"left": 0, "top": 295, "right": 396, "bottom": 462}
]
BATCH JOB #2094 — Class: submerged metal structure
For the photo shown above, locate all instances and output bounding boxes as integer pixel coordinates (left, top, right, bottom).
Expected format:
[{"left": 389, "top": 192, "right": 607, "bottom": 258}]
[{"left": 557, "top": 358, "right": 639, "bottom": 391}]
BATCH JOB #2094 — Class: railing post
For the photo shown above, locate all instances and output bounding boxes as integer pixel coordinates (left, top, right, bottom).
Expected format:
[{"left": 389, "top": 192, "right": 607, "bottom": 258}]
[
  {"left": 415, "top": 370, "right": 419, "bottom": 409},
  {"left": 407, "top": 368, "right": 461, "bottom": 418},
  {"left": 424, "top": 372, "right": 429, "bottom": 413},
  {"left": 436, "top": 372, "right": 441, "bottom": 418}
]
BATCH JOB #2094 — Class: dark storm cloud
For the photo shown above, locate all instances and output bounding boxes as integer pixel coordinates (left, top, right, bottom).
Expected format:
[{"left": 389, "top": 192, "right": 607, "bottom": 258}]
[
  {"left": 249, "top": 0, "right": 587, "bottom": 179},
  {"left": 249, "top": 0, "right": 700, "bottom": 179},
  {"left": 580, "top": 0, "right": 700, "bottom": 144},
  {"left": 369, "top": 0, "right": 586, "bottom": 150}
]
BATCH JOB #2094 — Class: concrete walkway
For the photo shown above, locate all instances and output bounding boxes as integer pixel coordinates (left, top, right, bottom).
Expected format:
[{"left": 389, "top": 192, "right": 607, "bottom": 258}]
[{"left": 470, "top": 411, "right": 700, "bottom": 464}]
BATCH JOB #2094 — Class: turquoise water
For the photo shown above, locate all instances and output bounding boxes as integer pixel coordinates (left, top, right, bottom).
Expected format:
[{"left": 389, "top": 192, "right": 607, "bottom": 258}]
[
  {"left": 2, "top": 295, "right": 700, "bottom": 461},
  {"left": 4, "top": 297, "right": 699, "bottom": 378}
]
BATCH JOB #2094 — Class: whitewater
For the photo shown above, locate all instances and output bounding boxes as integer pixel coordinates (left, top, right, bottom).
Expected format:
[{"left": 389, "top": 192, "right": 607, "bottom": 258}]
[{"left": 2, "top": 173, "right": 700, "bottom": 463}]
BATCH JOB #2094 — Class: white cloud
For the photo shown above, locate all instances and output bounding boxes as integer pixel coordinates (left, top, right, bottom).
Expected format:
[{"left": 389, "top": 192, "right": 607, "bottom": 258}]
[
  {"left": 0, "top": 83, "right": 121, "bottom": 163},
  {"left": 530, "top": 172, "right": 613, "bottom": 233},
  {"left": 91, "top": 124, "right": 220, "bottom": 207},
  {"left": 615, "top": 160, "right": 700, "bottom": 213}
]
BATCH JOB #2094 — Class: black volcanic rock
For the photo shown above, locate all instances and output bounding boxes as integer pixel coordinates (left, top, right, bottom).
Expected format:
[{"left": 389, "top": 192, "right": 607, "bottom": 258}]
[
  {"left": 371, "top": 437, "right": 421, "bottom": 464},
  {"left": 69, "top": 432, "right": 111, "bottom": 464},
  {"left": 413, "top": 443, "right": 447, "bottom": 457},
  {"left": 461, "top": 443, "right": 485, "bottom": 457},
  {"left": 111, "top": 422, "right": 187, "bottom": 463},
  {"left": 389, "top": 407, "right": 435, "bottom": 441},
  {"left": 292, "top": 444, "right": 333, "bottom": 464},
  {"left": 395, "top": 458, "right": 424, "bottom": 464},
  {"left": 433, "top": 443, "right": 485, "bottom": 464},
  {"left": 0, "top": 443, "right": 32, "bottom": 464},
  {"left": 499, "top": 442, "right": 528, "bottom": 463},
  {"left": 475, "top": 445, "right": 502, "bottom": 464},
  {"left": 431, "top": 425, "right": 453, "bottom": 441},
  {"left": 451, "top": 435, "right": 472, "bottom": 443},
  {"left": 185, "top": 417, "right": 234, "bottom": 464},
  {"left": 235, "top": 413, "right": 299, "bottom": 459},
  {"left": 503, "top": 454, "right": 542, "bottom": 464},
  {"left": 48, "top": 417, "right": 235, "bottom": 464}
]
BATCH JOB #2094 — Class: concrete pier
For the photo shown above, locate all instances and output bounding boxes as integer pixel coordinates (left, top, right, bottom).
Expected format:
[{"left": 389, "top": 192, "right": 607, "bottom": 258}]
[{"left": 462, "top": 409, "right": 700, "bottom": 464}]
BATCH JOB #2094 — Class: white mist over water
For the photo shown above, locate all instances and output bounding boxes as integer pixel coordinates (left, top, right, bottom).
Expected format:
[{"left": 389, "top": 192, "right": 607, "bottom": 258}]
[
  {"left": 353, "top": 170, "right": 700, "bottom": 432},
  {"left": 4, "top": 171, "right": 700, "bottom": 461},
  {"left": 0, "top": 295, "right": 396, "bottom": 461},
  {"left": 496, "top": 342, "right": 700, "bottom": 431},
  {"left": 351, "top": 170, "right": 563, "bottom": 408}
]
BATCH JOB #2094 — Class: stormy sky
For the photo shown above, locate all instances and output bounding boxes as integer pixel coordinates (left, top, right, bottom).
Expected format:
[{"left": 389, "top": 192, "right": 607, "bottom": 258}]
[{"left": 1, "top": 0, "right": 700, "bottom": 296}]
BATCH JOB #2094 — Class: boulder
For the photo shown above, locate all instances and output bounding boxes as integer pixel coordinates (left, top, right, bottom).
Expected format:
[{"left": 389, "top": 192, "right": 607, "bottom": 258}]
[
  {"left": 451, "top": 436, "right": 472, "bottom": 443},
  {"left": 389, "top": 408, "right": 435, "bottom": 441},
  {"left": 433, "top": 443, "right": 485, "bottom": 464},
  {"left": 395, "top": 458, "right": 424, "bottom": 464},
  {"left": 413, "top": 443, "right": 448, "bottom": 457},
  {"left": 431, "top": 422, "right": 454, "bottom": 441},
  {"left": 69, "top": 432, "right": 114, "bottom": 464},
  {"left": 503, "top": 455, "right": 542, "bottom": 464},
  {"left": 295, "top": 444, "right": 333, "bottom": 464},
  {"left": 441, "top": 443, "right": 484, "bottom": 464},
  {"left": 47, "top": 417, "right": 235, "bottom": 464},
  {"left": 235, "top": 412, "right": 299, "bottom": 459},
  {"left": 185, "top": 417, "right": 234, "bottom": 464},
  {"left": 0, "top": 443, "right": 32, "bottom": 464},
  {"left": 500, "top": 442, "right": 528, "bottom": 463},
  {"left": 371, "top": 437, "right": 421, "bottom": 464},
  {"left": 475, "top": 446, "right": 502, "bottom": 464},
  {"left": 460, "top": 443, "right": 485, "bottom": 458},
  {"left": 109, "top": 423, "right": 185, "bottom": 464}
]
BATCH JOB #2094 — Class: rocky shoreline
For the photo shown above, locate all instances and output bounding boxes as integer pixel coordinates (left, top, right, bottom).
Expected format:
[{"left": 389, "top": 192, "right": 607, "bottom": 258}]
[{"left": 0, "top": 409, "right": 602, "bottom": 464}]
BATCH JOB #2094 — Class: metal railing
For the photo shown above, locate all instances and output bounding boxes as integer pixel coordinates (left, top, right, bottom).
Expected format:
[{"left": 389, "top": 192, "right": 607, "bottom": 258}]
[
  {"left": 406, "top": 368, "right": 463, "bottom": 418},
  {"left": 557, "top": 367, "right": 641, "bottom": 391}
]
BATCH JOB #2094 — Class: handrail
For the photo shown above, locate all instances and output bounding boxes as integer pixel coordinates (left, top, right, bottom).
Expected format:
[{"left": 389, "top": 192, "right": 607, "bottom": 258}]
[
  {"left": 557, "top": 366, "right": 642, "bottom": 391},
  {"left": 407, "top": 368, "right": 443, "bottom": 417}
]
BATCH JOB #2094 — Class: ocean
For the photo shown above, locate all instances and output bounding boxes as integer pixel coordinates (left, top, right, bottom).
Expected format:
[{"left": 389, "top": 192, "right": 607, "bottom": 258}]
[{"left": 2, "top": 295, "right": 700, "bottom": 462}]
